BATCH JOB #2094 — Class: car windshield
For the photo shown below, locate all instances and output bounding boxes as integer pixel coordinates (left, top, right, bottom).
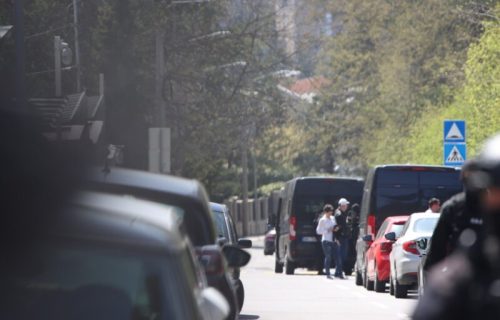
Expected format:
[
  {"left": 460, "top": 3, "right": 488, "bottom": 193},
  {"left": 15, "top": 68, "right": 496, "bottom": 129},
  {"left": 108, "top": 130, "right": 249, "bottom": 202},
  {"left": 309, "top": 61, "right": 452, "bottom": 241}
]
[
  {"left": 413, "top": 217, "right": 440, "bottom": 233},
  {"left": 390, "top": 223, "right": 405, "bottom": 238},
  {"left": 212, "top": 210, "right": 230, "bottom": 240},
  {"left": 1, "top": 241, "right": 199, "bottom": 320}
]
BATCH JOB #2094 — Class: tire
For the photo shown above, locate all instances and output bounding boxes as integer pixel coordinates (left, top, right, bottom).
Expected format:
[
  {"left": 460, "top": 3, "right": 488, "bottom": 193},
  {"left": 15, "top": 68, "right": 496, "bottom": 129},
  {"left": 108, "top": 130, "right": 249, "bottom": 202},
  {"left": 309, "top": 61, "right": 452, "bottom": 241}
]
[
  {"left": 364, "top": 268, "right": 374, "bottom": 291},
  {"left": 274, "top": 259, "right": 283, "bottom": 273},
  {"left": 389, "top": 276, "right": 395, "bottom": 296},
  {"left": 374, "top": 269, "right": 386, "bottom": 293},
  {"left": 285, "top": 258, "right": 295, "bottom": 275},
  {"left": 235, "top": 279, "right": 244, "bottom": 311},
  {"left": 394, "top": 278, "right": 408, "bottom": 298},
  {"left": 355, "top": 270, "right": 363, "bottom": 286}
]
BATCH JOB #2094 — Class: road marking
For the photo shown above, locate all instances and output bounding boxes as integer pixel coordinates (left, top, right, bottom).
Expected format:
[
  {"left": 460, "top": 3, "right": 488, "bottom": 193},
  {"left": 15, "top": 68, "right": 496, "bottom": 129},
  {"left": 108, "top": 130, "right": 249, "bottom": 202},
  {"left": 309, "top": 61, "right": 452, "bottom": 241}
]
[{"left": 370, "top": 302, "right": 389, "bottom": 310}]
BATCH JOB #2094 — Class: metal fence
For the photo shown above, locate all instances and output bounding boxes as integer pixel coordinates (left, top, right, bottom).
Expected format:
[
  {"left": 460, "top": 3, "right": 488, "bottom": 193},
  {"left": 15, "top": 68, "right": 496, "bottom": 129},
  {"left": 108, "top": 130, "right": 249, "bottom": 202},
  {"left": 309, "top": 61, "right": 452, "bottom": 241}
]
[{"left": 225, "top": 190, "right": 282, "bottom": 237}]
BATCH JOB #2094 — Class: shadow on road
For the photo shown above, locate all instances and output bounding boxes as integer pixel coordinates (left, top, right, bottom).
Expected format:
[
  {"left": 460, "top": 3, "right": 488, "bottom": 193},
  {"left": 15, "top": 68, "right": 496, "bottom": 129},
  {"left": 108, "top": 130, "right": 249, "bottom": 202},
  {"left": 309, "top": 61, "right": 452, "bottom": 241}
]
[{"left": 239, "top": 315, "right": 260, "bottom": 320}]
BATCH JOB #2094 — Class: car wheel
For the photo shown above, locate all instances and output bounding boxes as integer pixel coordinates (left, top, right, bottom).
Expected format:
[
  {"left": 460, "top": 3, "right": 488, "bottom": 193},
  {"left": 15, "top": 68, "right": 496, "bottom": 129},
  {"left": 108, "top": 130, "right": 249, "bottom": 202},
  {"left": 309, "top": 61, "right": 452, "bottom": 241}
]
[
  {"left": 364, "top": 268, "right": 374, "bottom": 291},
  {"left": 274, "top": 259, "right": 283, "bottom": 273},
  {"left": 285, "top": 257, "right": 295, "bottom": 275},
  {"left": 235, "top": 279, "right": 244, "bottom": 311},
  {"left": 389, "top": 276, "right": 395, "bottom": 296},
  {"left": 374, "top": 269, "right": 385, "bottom": 293},
  {"left": 355, "top": 270, "right": 363, "bottom": 286},
  {"left": 394, "top": 278, "right": 408, "bottom": 299}
]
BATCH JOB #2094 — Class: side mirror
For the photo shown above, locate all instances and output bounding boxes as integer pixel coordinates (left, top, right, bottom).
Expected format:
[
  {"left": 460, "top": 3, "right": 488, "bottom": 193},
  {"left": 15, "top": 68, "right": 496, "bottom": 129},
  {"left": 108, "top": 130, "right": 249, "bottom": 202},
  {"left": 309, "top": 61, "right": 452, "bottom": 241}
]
[
  {"left": 362, "top": 234, "right": 373, "bottom": 242},
  {"left": 238, "top": 238, "right": 252, "bottom": 249},
  {"left": 384, "top": 232, "right": 396, "bottom": 242},
  {"left": 222, "top": 245, "right": 251, "bottom": 268},
  {"left": 217, "top": 237, "right": 228, "bottom": 247},
  {"left": 416, "top": 238, "right": 429, "bottom": 252},
  {"left": 199, "top": 287, "right": 230, "bottom": 320}
]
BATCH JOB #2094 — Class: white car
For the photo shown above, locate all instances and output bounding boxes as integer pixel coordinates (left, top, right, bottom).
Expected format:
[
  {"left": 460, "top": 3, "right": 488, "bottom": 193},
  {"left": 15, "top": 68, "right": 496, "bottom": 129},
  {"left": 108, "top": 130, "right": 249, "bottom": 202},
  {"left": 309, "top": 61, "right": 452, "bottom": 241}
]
[{"left": 389, "top": 212, "right": 440, "bottom": 298}]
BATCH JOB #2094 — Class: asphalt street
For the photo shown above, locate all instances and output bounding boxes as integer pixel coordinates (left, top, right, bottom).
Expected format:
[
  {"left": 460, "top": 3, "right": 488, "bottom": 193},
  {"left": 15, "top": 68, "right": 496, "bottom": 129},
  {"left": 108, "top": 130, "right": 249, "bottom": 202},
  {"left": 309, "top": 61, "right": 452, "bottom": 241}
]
[{"left": 239, "top": 237, "right": 417, "bottom": 320}]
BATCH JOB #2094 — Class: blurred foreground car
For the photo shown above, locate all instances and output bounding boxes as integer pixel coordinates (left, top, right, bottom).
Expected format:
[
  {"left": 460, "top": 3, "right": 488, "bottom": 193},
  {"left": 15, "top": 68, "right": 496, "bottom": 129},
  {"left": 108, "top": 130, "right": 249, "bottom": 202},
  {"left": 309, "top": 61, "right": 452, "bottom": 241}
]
[
  {"left": 210, "top": 202, "right": 252, "bottom": 312},
  {"left": 389, "top": 212, "right": 440, "bottom": 298},
  {"left": 0, "top": 192, "right": 229, "bottom": 320},
  {"left": 264, "top": 227, "right": 276, "bottom": 255},
  {"left": 85, "top": 168, "right": 248, "bottom": 320}
]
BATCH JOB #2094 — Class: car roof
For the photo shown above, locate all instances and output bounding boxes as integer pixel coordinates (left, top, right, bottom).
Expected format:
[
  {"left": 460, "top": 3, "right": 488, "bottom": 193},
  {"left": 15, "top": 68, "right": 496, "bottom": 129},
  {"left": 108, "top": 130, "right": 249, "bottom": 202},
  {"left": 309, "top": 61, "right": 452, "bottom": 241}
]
[
  {"left": 373, "top": 164, "right": 460, "bottom": 172},
  {"left": 209, "top": 202, "right": 227, "bottom": 213},
  {"left": 385, "top": 215, "right": 410, "bottom": 223},
  {"left": 49, "top": 192, "right": 187, "bottom": 252},
  {"left": 293, "top": 176, "right": 364, "bottom": 182},
  {"left": 85, "top": 167, "right": 209, "bottom": 204}
]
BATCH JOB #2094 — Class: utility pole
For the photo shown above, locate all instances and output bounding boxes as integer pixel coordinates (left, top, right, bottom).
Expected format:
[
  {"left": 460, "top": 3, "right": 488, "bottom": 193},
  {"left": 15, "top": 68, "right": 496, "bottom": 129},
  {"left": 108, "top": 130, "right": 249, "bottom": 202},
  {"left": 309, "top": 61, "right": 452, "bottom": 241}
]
[
  {"left": 242, "top": 144, "right": 249, "bottom": 236},
  {"left": 155, "top": 29, "right": 166, "bottom": 127},
  {"left": 72, "top": 0, "right": 81, "bottom": 92},
  {"left": 14, "top": 0, "right": 26, "bottom": 109},
  {"left": 252, "top": 151, "right": 258, "bottom": 203},
  {"left": 54, "top": 36, "right": 62, "bottom": 97}
]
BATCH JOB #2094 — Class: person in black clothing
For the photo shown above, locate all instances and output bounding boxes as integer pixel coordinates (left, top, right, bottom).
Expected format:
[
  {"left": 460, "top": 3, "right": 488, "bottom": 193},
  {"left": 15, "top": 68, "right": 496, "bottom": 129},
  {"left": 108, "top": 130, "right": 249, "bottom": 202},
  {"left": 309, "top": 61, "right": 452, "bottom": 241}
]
[
  {"left": 423, "top": 161, "right": 483, "bottom": 271},
  {"left": 414, "top": 133, "right": 500, "bottom": 320},
  {"left": 333, "top": 198, "right": 350, "bottom": 279}
]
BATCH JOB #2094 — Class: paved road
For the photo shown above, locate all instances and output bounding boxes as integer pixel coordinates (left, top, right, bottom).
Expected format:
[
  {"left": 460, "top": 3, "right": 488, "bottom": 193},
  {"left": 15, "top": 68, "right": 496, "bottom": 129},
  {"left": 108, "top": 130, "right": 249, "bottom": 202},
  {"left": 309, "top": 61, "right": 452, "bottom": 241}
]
[{"left": 239, "top": 237, "right": 417, "bottom": 320}]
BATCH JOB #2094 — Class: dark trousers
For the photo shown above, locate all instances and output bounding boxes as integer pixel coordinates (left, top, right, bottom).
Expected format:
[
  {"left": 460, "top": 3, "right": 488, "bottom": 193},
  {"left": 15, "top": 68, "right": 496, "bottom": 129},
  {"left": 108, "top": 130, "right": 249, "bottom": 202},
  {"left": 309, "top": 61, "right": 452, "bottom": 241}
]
[
  {"left": 334, "top": 237, "right": 348, "bottom": 276},
  {"left": 321, "top": 240, "right": 334, "bottom": 276}
]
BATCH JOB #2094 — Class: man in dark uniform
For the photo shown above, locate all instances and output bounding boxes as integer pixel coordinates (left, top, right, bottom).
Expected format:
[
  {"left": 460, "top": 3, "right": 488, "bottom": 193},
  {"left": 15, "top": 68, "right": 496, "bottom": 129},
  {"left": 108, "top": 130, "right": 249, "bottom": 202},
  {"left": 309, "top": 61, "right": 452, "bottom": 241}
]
[
  {"left": 414, "top": 133, "right": 500, "bottom": 320},
  {"left": 424, "top": 161, "right": 483, "bottom": 271},
  {"left": 334, "top": 198, "right": 350, "bottom": 279}
]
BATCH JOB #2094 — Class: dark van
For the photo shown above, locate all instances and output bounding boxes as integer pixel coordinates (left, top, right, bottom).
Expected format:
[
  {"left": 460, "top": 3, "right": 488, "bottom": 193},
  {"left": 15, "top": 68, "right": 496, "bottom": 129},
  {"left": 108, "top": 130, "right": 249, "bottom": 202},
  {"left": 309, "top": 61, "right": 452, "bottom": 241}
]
[
  {"left": 355, "top": 165, "right": 462, "bottom": 286},
  {"left": 275, "top": 177, "right": 364, "bottom": 275}
]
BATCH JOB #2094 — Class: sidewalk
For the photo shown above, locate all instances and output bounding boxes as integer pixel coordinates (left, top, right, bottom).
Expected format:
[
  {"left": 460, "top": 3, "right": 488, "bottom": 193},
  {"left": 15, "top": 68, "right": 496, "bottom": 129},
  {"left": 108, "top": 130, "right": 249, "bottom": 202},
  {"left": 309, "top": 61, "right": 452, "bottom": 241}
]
[{"left": 246, "top": 235, "right": 265, "bottom": 249}]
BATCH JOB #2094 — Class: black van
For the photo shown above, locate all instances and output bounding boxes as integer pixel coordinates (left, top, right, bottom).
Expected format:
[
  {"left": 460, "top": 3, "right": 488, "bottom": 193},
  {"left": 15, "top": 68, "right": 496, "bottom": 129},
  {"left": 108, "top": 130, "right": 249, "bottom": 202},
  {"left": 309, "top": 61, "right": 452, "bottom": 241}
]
[
  {"left": 275, "top": 177, "right": 364, "bottom": 275},
  {"left": 354, "top": 165, "right": 462, "bottom": 285}
]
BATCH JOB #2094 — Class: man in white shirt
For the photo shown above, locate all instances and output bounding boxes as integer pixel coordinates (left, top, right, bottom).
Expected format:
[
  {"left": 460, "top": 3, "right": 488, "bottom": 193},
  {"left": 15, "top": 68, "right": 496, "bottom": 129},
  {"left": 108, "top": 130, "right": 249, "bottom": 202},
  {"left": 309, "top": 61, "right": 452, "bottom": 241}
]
[
  {"left": 316, "top": 204, "right": 337, "bottom": 279},
  {"left": 425, "top": 198, "right": 441, "bottom": 213}
]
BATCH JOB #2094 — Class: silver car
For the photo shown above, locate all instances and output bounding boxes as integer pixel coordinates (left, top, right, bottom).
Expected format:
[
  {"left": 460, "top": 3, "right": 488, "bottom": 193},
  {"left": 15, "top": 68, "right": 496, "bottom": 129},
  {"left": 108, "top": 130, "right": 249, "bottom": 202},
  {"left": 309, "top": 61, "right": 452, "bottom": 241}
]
[{"left": 389, "top": 212, "right": 440, "bottom": 298}]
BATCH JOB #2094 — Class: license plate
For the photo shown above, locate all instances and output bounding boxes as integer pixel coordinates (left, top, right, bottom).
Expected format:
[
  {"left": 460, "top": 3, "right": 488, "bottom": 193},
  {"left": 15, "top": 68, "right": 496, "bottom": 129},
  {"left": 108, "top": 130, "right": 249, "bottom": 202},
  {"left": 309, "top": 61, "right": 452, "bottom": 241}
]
[{"left": 302, "top": 236, "right": 317, "bottom": 242}]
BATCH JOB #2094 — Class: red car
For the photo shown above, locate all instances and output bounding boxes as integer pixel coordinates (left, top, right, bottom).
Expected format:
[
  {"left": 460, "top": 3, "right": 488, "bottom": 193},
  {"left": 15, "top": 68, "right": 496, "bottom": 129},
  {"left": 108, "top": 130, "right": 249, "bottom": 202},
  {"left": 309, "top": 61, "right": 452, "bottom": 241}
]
[{"left": 364, "top": 216, "right": 409, "bottom": 292}]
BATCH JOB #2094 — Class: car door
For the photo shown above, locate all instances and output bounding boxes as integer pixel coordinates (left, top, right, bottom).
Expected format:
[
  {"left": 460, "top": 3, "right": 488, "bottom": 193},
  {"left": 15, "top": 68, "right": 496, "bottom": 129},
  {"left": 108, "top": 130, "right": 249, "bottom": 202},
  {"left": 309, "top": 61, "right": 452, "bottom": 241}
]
[{"left": 367, "top": 221, "right": 388, "bottom": 277}]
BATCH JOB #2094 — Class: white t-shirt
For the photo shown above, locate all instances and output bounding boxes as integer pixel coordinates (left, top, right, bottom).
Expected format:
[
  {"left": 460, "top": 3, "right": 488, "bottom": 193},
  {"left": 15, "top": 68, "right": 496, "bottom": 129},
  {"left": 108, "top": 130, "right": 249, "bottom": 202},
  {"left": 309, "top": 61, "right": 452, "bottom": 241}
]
[{"left": 316, "top": 215, "right": 337, "bottom": 242}]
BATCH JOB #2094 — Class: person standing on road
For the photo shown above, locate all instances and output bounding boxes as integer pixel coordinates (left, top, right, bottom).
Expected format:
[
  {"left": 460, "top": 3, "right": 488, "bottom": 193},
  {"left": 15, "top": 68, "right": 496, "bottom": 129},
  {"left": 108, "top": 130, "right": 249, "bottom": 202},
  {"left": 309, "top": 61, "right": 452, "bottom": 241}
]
[
  {"left": 425, "top": 198, "right": 441, "bottom": 213},
  {"left": 414, "top": 133, "right": 500, "bottom": 320},
  {"left": 334, "top": 198, "right": 350, "bottom": 279},
  {"left": 316, "top": 204, "right": 337, "bottom": 279},
  {"left": 424, "top": 161, "right": 483, "bottom": 272}
]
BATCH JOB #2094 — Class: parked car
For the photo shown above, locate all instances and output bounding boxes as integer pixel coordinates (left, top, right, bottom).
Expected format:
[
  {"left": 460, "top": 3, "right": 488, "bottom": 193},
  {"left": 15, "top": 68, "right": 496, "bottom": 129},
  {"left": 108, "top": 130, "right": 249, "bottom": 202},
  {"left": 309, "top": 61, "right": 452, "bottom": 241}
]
[
  {"left": 1, "top": 191, "right": 230, "bottom": 320},
  {"left": 275, "top": 176, "right": 364, "bottom": 275},
  {"left": 389, "top": 212, "right": 440, "bottom": 298},
  {"left": 210, "top": 202, "right": 252, "bottom": 312},
  {"left": 361, "top": 215, "right": 409, "bottom": 292},
  {"left": 264, "top": 227, "right": 276, "bottom": 255},
  {"left": 84, "top": 167, "right": 246, "bottom": 320},
  {"left": 416, "top": 238, "right": 431, "bottom": 298},
  {"left": 355, "top": 165, "right": 462, "bottom": 287}
]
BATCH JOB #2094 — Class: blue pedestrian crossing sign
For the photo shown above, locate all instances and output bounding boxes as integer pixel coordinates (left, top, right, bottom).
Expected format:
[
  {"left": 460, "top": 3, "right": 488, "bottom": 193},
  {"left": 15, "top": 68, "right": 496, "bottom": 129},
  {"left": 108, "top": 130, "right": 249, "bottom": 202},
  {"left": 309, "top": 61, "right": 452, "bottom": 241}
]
[
  {"left": 444, "top": 120, "right": 466, "bottom": 143},
  {"left": 444, "top": 143, "right": 466, "bottom": 167}
]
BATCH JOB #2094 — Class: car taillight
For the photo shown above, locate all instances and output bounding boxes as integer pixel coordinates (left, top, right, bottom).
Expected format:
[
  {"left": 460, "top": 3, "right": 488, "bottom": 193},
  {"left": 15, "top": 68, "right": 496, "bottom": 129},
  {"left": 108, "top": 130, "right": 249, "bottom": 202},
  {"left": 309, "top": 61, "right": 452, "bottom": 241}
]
[
  {"left": 289, "top": 215, "right": 297, "bottom": 241},
  {"left": 367, "top": 214, "right": 376, "bottom": 236},
  {"left": 380, "top": 241, "right": 393, "bottom": 253},
  {"left": 403, "top": 240, "right": 419, "bottom": 255},
  {"left": 196, "top": 246, "right": 225, "bottom": 276}
]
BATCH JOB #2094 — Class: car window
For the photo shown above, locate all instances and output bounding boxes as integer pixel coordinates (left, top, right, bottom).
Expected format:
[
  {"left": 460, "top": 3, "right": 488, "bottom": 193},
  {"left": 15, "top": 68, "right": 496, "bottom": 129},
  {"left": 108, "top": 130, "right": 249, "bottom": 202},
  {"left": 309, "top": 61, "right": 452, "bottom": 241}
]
[
  {"left": 413, "top": 217, "right": 440, "bottom": 233},
  {"left": 212, "top": 210, "right": 230, "bottom": 240},
  {"left": 400, "top": 219, "right": 411, "bottom": 237},
  {"left": 2, "top": 241, "right": 186, "bottom": 320},
  {"left": 226, "top": 210, "right": 238, "bottom": 241},
  {"left": 376, "top": 220, "right": 389, "bottom": 239}
]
